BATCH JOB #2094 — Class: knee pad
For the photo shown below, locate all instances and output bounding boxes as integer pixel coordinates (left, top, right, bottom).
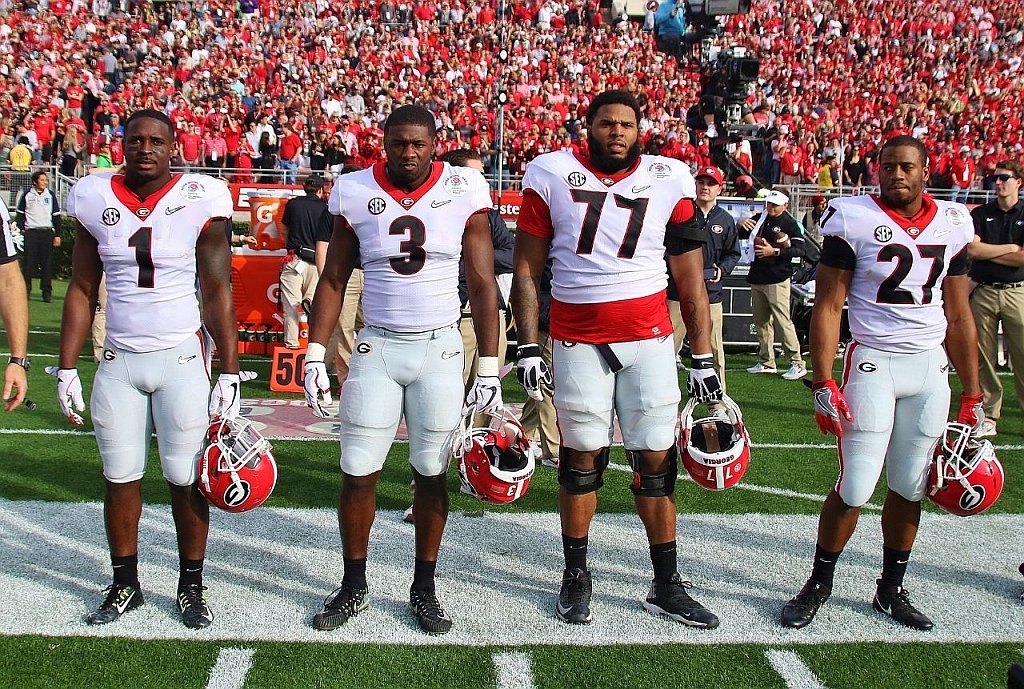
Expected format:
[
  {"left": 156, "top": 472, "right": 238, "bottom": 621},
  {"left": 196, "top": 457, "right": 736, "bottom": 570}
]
[
  {"left": 558, "top": 446, "right": 609, "bottom": 495},
  {"left": 627, "top": 447, "right": 678, "bottom": 497}
]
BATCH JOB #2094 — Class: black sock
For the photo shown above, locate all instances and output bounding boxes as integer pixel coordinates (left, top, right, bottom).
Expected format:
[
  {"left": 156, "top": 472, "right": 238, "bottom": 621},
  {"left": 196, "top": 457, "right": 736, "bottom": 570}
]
[
  {"left": 342, "top": 557, "right": 367, "bottom": 590},
  {"left": 650, "top": 541, "right": 678, "bottom": 582},
  {"left": 178, "top": 558, "right": 204, "bottom": 589},
  {"left": 412, "top": 558, "right": 437, "bottom": 592},
  {"left": 880, "top": 546, "right": 911, "bottom": 590},
  {"left": 562, "top": 534, "right": 588, "bottom": 572},
  {"left": 810, "top": 544, "right": 841, "bottom": 589},
  {"left": 112, "top": 554, "right": 139, "bottom": 587}
]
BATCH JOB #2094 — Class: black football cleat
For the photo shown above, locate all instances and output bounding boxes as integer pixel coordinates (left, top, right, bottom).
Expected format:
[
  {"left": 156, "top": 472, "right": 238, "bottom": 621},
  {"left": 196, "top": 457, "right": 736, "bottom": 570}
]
[
  {"left": 781, "top": 579, "right": 831, "bottom": 629},
  {"left": 177, "top": 584, "right": 214, "bottom": 629},
  {"left": 872, "top": 580, "right": 933, "bottom": 631},
  {"left": 643, "top": 572, "right": 720, "bottom": 629},
  {"left": 313, "top": 584, "right": 369, "bottom": 631},
  {"left": 85, "top": 583, "right": 144, "bottom": 625},
  {"left": 409, "top": 587, "right": 452, "bottom": 635},
  {"left": 555, "top": 567, "right": 593, "bottom": 625}
]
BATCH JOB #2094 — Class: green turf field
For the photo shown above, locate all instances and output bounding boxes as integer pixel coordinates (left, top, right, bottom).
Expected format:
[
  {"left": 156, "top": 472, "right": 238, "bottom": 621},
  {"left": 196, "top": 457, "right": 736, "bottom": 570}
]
[{"left": 2, "top": 281, "right": 1022, "bottom": 689}]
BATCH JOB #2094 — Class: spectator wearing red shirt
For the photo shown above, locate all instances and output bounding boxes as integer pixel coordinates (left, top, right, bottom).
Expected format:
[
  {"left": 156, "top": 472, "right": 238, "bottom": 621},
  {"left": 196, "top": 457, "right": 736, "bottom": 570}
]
[
  {"left": 950, "top": 145, "right": 976, "bottom": 203},
  {"left": 178, "top": 124, "right": 203, "bottom": 171},
  {"left": 278, "top": 123, "right": 303, "bottom": 184}
]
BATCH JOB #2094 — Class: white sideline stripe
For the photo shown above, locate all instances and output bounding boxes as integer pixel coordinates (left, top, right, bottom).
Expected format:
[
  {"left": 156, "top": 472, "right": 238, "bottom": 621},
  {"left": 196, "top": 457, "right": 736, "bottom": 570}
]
[
  {"left": 206, "top": 647, "right": 255, "bottom": 689},
  {"left": 765, "top": 650, "right": 827, "bottom": 689},
  {"left": 2, "top": 502, "right": 1023, "bottom": 646},
  {"left": 492, "top": 651, "right": 536, "bottom": 689}
]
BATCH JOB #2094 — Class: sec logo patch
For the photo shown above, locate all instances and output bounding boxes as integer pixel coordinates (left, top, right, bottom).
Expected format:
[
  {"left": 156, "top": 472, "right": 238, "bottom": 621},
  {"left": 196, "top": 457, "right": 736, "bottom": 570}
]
[{"left": 873, "top": 225, "right": 892, "bottom": 242}]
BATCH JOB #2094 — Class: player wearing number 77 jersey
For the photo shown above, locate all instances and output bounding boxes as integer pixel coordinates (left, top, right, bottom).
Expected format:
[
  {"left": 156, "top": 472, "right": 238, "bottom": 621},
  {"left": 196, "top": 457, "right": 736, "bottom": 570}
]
[
  {"left": 512, "top": 90, "right": 723, "bottom": 628},
  {"left": 302, "top": 105, "right": 499, "bottom": 635},
  {"left": 781, "top": 135, "right": 983, "bottom": 633},
  {"left": 59, "top": 109, "right": 240, "bottom": 630}
]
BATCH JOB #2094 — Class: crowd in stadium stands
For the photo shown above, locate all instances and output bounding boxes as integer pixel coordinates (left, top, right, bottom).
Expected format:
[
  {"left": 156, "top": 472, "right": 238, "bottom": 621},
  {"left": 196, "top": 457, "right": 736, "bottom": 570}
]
[{"left": 1, "top": 0, "right": 1022, "bottom": 191}]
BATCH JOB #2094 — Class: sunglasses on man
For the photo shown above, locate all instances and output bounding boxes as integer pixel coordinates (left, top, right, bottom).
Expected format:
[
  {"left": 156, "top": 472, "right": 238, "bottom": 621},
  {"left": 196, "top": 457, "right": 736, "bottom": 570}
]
[{"left": 993, "top": 173, "right": 1017, "bottom": 182}]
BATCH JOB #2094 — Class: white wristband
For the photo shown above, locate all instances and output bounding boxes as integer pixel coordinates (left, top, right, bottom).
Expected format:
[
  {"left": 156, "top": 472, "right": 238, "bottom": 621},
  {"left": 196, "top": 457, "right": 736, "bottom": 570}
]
[
  {"left": 305, "top": 342, "right": 327, "bottom": 363},
  {"left": 477, "top": 356, "right": 499, "bottom": 377}
]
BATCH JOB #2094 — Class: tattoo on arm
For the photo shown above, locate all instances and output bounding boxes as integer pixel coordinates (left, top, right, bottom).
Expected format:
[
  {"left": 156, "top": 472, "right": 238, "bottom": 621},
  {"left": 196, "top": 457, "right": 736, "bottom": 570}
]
[{"left": 680, "top": 298, "right": 704, "bottom": 343}]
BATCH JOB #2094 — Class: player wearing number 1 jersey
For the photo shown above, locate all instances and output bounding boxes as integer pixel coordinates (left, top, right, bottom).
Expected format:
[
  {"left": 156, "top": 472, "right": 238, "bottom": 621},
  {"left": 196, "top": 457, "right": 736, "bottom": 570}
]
[
  {"left": 58, "top": 110, "right": 241, "bottom": 629},
  {"left": 513, "top": 90, "right": 723, "bottom": 628},
  {"left": 303, "top": 105, "right": 499, "bottom": 635},
  {"left": 781, "top": 136, "right": 983, "bottom": 632}
]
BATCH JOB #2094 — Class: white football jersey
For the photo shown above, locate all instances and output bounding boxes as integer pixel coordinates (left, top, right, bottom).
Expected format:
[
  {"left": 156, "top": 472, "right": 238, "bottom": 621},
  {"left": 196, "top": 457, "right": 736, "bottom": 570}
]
[
  {"left": 521, "top": 150, "right": 696, "bottom": 304},
  {"left": 67, "top": 173, "right": 233, "bottom": 352},
  {"left": 820, "top": 194, "right": 973, "bottom": 353},
  {"left": 329, "top": 161, "right": 492, "bottom": 332}
]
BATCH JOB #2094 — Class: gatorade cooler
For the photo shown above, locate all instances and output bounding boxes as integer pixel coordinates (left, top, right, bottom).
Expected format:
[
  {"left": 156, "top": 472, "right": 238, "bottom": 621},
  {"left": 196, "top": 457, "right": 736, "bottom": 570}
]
[{"left": 247, "top": 190, "right": 290, "bottom": 251}]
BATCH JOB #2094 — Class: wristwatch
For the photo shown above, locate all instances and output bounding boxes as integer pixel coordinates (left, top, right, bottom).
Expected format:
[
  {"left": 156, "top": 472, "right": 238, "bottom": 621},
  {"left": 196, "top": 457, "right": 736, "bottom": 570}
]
[{"left": 8, "top": 356, "right": 30, "bottom": 371}]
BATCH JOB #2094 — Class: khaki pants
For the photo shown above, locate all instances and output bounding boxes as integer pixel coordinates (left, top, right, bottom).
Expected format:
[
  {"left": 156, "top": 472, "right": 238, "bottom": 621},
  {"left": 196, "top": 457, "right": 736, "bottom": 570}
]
[
  {"left": 970, "top": 284, "right": 1024, "bottom": 421},
  {"left": 279, "top": 256, "right": 318, "bottom": 348},
  {"left": 750, "top": 280, "right": 803, "bottom": 368},
  {"left": 330, "top": 270, "right": 364, "bottom": 386},
  {"left": 519, "top": 330, "right": 559, "bottom": 459},
  {"left": 668, "top": 299, "right": 727, "bottom": 395},
  {"left": 92, "top": 276, "right": 107, "bottom": 362}
]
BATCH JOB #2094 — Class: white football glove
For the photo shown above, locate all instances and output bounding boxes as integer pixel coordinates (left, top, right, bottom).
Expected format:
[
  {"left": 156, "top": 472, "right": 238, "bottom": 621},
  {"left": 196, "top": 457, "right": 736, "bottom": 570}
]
[
  {"left": 467, "top": 375, "right": 503, "bottom": 414},
  {"left": 210, "top": 373, "right": 242, "bottom": 420},
  {"left": 303, "top": 342, "right": 334, "bottom": 418},
  {"left": 687, "top": 353, "right": 723, "bottom": 404},
  {"left": 46, "top": 366, "right": 85, "bottom": 427},
  {"left": 516, "top": 344, "right": 552, "bottom": 402}
]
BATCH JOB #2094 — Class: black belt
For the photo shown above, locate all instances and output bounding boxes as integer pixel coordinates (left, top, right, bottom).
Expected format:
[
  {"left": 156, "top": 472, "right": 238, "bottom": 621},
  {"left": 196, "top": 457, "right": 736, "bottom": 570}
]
[
  {"left": 981, "top": 281, "right": 1024, "bottom": 289},
  {"left": 26, "top": 227, "right": 53, "bottom": 231}
]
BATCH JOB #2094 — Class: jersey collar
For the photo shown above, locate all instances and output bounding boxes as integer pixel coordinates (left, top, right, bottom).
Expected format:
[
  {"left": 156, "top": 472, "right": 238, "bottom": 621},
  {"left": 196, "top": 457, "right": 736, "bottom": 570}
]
[
  {"left": 870, "top": 192, "right": 938, "bottom": 239},
  {"left": 372, "top": 161, "right": 444, "bottom": 209},
  {"left": 110, "top": 173, "right": 183, "bottom": 220},
  {"left": 572, "top": 151, "right": 641, "bottom": 187}
]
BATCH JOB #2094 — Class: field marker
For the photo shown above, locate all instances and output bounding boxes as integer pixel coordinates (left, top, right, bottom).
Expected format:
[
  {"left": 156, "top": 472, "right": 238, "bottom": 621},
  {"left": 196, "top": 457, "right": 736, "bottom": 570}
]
[
  {"left": 206, "top": 647, "right": 255, "bottom": 689},
  {"left": 492, "top": 651, "right": 536, "bottom": 689},
  {"left": 765, "top": 649, "right": 827, "bottom": 689}
]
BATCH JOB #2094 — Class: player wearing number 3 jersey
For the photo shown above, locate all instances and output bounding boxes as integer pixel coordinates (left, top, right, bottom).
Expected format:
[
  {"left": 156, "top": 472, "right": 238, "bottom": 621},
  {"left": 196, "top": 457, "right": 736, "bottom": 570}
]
[
  {"left": 513, "top": 90, "right": 723, "bottom": 628},
  {"left": 303, "top": 105, "right": 499, "bottom": 635},
  {"left": 59, "top": 110, "right": 240, "bottom": 629},
  {"left": 781, "top": 136, "right": 982, "bottom": 632}
]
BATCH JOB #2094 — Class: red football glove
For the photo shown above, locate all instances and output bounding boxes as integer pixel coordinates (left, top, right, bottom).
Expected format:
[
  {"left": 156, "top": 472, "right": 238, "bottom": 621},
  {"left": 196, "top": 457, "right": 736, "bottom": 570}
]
[
  {"left": 812, "top": 380, "right": 853, "bottom": 438},
  {"left": 957, "top": 392, "right": 985, "bottom": 433}
]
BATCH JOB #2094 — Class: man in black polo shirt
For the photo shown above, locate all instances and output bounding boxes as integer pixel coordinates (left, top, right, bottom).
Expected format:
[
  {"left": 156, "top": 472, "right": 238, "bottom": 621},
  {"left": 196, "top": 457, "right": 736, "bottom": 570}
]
[
  {"left": 668, "top": 165, "right": 740, "bottom": 408},
  {"left": 739, "top": 189, "right": 807, "bottom": 380},
  {"left": 967, "top": 159, "right": 1024, "bottom": 438},
  {"left": 280, "top": 175, "right": 331, "bottom": 348}
]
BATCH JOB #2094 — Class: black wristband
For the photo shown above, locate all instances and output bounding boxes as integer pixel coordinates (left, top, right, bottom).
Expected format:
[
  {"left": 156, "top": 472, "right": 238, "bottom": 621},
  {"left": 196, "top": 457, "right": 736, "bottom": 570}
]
[
  {"left": 690, "top": 354, "right": 714, "bottom": 370},
  {"left": 517, "top": 344, "right": 542, "bottom": 359}
]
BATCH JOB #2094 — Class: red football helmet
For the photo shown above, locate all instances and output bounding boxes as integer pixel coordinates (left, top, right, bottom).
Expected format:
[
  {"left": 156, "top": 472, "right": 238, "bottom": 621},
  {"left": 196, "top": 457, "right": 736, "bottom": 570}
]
[
  {"left": 450, "top": 405, "right": 535, "bottom": 504},
  {"left": 199, "top": 416, "right": 278, "bottom": 512},
  {"left": 927, "top": 422, "right": 1004, "bottom": 516},
  {"left": 678, "top": 395, "right": 751, "bottom": 491}
]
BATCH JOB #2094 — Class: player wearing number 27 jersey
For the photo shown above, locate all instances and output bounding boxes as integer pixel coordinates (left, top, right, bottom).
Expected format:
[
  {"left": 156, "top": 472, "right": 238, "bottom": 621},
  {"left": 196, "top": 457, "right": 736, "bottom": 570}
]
[{"left": 781, "top": 136, "right": 982, "bottom": 633}]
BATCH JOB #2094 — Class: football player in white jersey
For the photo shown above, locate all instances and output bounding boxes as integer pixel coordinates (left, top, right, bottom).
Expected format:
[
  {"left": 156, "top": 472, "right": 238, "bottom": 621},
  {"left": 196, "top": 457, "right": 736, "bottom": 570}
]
[
  {"left": 0, "top": 196, "right": 28, "bottom": 411},
  {"left": 781, "top": 136, "right": 983, "bottom": 632},
  {"left": 303, "top": 105, "right": 499, "bottom": 635},
  {"left": 57, "top": 110, "right": 241, "bottom": 630},
  {"left": 512, "top": 90, "right": 723, "bottom": 628}
]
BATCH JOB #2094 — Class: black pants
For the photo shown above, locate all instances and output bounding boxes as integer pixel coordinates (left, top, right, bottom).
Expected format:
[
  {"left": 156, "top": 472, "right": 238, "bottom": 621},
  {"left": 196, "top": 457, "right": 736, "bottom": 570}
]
[{"left": 23, "top": 227, "right": 55, "bottom": 299}]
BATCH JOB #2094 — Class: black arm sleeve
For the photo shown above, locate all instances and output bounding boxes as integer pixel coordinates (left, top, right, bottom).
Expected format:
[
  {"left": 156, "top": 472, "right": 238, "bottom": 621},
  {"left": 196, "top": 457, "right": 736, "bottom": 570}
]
[
  {"left": 947, "top": 245, "right": 969, "bottom": 275},
  {"left": 819, "top": 235, "right": 857, "bottom": 271},
  {"left": 664, "top": 218, "right": 706, "bottom": 256}
]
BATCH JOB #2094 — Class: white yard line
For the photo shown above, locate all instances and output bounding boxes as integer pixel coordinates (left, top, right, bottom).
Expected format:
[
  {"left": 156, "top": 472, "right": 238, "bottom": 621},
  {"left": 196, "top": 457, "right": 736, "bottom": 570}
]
[
  {"left": 765, "top": 650, "right": 827, "bottom": 689},
  {"left": 492, "top": 651, "right": 537, "bottom": 689},
  {"left": 205, "top": 647, "right": 255, "bottom": 689},
  {"left": 0, "top": 501, "right": 1022, "bottom": 646}
]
